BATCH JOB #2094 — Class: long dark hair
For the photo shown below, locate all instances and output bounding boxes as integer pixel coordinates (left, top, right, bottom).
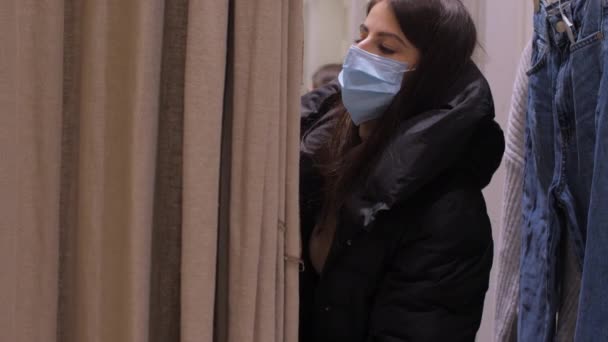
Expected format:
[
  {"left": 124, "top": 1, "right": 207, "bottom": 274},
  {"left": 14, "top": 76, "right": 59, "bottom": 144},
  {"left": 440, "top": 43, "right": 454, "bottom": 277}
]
[{"left": 316, "top": 0, "right": 478, "bottom": 226}]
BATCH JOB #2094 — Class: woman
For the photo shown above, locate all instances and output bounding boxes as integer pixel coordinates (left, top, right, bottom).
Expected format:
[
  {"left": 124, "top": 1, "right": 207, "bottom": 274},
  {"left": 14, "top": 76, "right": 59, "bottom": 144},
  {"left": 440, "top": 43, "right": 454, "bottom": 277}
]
[{"left": 299, "top": 1, "right": 505, "bottom": 341}]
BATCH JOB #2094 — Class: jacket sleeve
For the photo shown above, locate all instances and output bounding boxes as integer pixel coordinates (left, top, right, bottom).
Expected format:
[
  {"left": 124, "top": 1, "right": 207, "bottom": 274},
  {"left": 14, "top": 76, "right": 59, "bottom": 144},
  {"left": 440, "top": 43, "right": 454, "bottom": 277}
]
[{"left": 366, "top": 190, "right": 493, "bottom": 342}]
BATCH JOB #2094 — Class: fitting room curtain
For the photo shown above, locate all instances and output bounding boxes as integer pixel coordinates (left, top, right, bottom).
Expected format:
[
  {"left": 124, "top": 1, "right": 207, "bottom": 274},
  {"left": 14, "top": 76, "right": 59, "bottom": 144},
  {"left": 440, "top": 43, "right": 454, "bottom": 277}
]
[{"left": 0, "top": 1, "right": 302, "bottom": 342}]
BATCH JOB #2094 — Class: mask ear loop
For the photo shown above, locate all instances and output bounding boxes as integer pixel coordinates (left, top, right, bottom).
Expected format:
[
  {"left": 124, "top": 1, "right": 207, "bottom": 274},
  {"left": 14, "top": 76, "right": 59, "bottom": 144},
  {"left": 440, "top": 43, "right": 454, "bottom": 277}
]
[{"left": 558, "top": 0, "right": 577, "bottom": 44}]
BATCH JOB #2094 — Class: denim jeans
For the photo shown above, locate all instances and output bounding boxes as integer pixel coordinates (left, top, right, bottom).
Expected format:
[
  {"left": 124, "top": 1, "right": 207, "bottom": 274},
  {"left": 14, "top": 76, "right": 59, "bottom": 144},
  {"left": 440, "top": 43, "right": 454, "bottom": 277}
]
[{"left": 521, "top": 0, "right": 608, "bottom": 340}]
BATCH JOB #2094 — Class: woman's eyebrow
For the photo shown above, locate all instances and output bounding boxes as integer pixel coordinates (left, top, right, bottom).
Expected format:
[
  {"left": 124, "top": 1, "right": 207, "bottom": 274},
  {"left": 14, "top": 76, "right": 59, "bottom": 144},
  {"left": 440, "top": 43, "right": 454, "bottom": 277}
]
[{"left": 360, "top": 24, "right": 407, "bottom": 47}]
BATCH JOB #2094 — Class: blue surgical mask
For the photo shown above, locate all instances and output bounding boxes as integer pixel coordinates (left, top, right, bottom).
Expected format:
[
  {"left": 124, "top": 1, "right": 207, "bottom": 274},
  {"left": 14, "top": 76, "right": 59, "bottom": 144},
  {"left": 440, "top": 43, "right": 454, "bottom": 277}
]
[{"left": 338, "top": 45, "right": 411, "bottom": 126}]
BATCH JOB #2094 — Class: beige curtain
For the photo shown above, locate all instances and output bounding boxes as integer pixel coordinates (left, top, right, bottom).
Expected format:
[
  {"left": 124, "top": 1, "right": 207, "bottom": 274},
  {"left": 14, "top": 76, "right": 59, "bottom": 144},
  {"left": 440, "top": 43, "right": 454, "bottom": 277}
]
[
  {"left": 0, "top": 0, "right": 302, "bottom": 342},
  {"left": 222, "top": 1, "right": 302, "bottom": 342}
]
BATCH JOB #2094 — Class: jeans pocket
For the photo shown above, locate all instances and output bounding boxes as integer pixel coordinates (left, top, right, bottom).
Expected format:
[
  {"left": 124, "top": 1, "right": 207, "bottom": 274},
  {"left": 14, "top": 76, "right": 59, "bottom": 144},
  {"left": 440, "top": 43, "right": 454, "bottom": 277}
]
[
  {"left": 527, "top": 40, "right": 548, "bottom": 76},
  {"left": 571, "top": 31, "right": 604, "bottom": 52}
]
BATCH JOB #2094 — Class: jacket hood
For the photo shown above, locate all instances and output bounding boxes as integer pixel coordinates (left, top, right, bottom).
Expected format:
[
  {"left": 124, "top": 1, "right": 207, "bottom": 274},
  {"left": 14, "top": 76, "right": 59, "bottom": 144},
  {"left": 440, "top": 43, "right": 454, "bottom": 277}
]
[{"left": 300, "top": 61, "right": 505, "bottom": 229}]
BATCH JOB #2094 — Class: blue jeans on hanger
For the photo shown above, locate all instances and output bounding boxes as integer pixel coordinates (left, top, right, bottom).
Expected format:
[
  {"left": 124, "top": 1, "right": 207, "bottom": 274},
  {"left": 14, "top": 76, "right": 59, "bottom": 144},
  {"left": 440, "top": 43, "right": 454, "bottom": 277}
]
[{"left": 521, "top": 0, "right": 608, "bottom": 340}]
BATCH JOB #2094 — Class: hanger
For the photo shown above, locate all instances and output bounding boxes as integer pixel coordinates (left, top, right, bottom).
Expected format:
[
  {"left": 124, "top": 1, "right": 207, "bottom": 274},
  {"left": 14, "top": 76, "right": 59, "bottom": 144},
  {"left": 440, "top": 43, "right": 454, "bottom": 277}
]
[
  {"left": 535, "top": 0, "right": 561, "bottom": 12},
  {"left": 532, "top": 0, "right": 576, "bottom": 44}
]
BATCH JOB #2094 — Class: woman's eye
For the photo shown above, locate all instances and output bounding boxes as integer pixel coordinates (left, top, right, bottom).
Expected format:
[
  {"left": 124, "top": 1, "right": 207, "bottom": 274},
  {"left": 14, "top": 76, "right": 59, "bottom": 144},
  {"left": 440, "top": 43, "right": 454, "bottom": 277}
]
[{"left": 379, "top": 45, "right": 396, "bottom": 54}]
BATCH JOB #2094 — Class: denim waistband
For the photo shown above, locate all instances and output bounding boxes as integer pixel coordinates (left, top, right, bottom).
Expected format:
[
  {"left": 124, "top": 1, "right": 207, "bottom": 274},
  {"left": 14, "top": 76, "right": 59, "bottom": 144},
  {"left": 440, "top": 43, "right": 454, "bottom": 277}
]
[{"left": 535, "top": 0, "right": 604, "bottom": 49}]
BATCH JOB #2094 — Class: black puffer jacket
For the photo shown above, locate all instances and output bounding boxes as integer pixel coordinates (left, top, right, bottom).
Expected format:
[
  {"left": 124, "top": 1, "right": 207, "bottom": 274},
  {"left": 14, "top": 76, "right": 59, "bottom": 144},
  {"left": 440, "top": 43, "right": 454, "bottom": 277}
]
[{"left": 299, "top": 62, "right": 505, "bottom": 342}]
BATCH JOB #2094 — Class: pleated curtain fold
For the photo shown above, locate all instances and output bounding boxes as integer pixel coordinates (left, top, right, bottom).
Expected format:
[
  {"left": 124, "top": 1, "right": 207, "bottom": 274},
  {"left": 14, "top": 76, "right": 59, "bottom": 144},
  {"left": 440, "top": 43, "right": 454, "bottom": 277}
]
[{"left": 0, "top": 1, "right": 302, "bottom": 342}]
